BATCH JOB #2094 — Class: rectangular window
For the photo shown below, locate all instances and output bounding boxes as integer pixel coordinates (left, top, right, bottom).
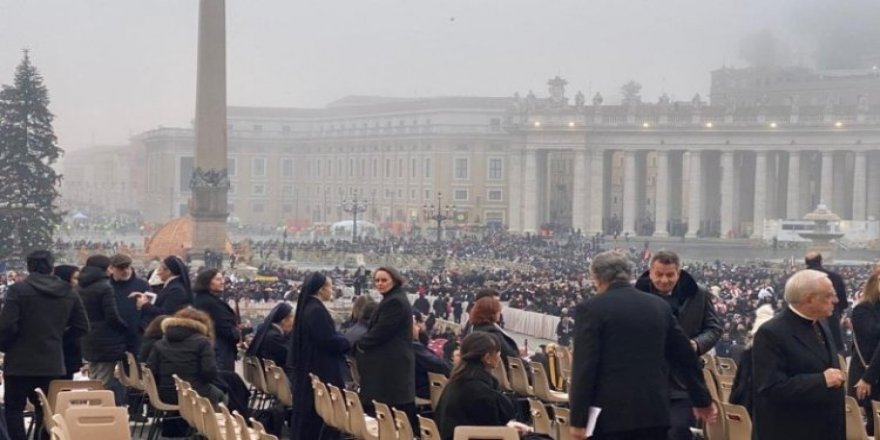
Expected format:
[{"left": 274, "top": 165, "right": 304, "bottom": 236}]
[
  {"left": 425, "top": 158, "right": 432, "bottom": 179},
  {"left": 253, "top": 184, "right": 266, "bottom": 195},
  {"left": 412, "top": 158, "right": 418, "bottom": 178},
  {"left": 281, "top": 158, "right": 295, "bottom": 178},
  {"left": 425, "top": 189, "right": 432, "bottom": 200},
  {"left": 385, "top": 158, "right": 392, "bottom": 178},
  {"left": 454, "top": 158, "right": 469, "bottom": 180},
  {"left": 490, "top": 118, "right": 501, "bottom": 132},
  {"left": 398, "top": 159, "right": 404, "bottom": 178},
  {"left": 453, "top": 189, "right": 469, "bottom": 201},
  {"left": 252, "top": 157, "right": 267, "bottom": 177},
  {"left": 411, "top": 189, "right": 417, "bottom": 200},
  {"left": 227, "top": 158, "right": 237, "bottom": 178},
  {"left": 179, "top": 157, "right": 194, "bottom": 192},
  {"left": 350, "top": 159, "right": 354, "bottom": 178},
  {"left": 485, "top": 211, "right": 504, "bottom": 226},
  {"left": 282, "top": 185, "right": 294, "bottom": 197},
  {"left": 488, "top": 189, "right": 503, "bottom": 201},
  {"left": 488, "top": 158, "right": 503, "bottom": 180},
  {"left": 372, "top": 159, "right": 378, "bottom": 178},
  {"left": 253, "top": 202, "right": 265, "bottom": 213}
]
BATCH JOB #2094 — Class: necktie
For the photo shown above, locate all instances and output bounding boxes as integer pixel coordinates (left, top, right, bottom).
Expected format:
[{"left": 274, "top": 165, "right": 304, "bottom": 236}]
[{"left": 812, "top": 321, "right": 826, "bottom": 347}]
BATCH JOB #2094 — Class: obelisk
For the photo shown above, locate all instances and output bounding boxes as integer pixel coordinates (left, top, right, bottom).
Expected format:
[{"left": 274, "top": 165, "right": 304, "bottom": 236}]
[{"left": 190, "top": 0, "right": 229, "bottom": 257}]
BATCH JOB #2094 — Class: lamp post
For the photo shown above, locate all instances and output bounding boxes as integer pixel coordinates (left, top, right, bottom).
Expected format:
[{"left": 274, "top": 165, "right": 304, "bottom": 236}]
[
  {"left": 423, "top": 192, "right": 455, "bottom": 242},
  {"left": 341, "top": 191, "right": 368, "bottom": 242}
]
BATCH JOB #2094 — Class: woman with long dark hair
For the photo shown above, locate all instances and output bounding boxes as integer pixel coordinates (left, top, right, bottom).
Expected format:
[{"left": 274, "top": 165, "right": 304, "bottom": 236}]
[
  {"left": 135, "top": 256, "right": 193, "bottom": 327},
  {"left": 355, "top": 266, "right": 416, "bottom": 425},
  {"left": 193, "top": 268, "right": 240, "bottom": 371},
  {"left": 54, "top": 264, "right": 83, "bottom": 380},
  {"left": 288, "top": 272, "right": 350, "bottom": 440},
  {"left": 433, "top": 332, "right": 519, "bottom": 440},
  {"left": 850, "top": 270, "right": 880, "bottom": 435}
]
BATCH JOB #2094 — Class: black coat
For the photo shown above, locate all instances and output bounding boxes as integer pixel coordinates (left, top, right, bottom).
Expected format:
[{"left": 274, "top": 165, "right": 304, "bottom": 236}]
[
  {"left": 141, "top": 277, "right": 192, "bottom": 327},
  {"left": 471, "top": 322, "right": 520, "bottom": 367},
  {"left": 0, "top": 273, "right": 89, "bottom": 376},
  {"left": 729, "top": 347, "right": 754, "bottom": 414},
  {"left": 111, "top": 275, "right": 149, "bottom": 351},
  {"left": 78, "top": 266, "right": 129, "bottom": 362},
  {"left": 147, "top": 316, "right": 220, "bottom": 404},
  {"left": 355, "top": 286, "right": 414, "bottom": 406},
  {"left": 414, "top": 342, "right": 451, "bottom": 399},
  {"left": 569, "top": 281, "right": 711, "bottom": 434},
  {"left": 752, "top": 308, "right": 845, "bottom": 440},
  {"left": 256, "top": 324, "right": 290, "bottom": 369},
  {"left": 434, "top": 368, "right": 516, "bottom": 440},
  {"left": 807, "top": 263, "right": 848, "bottom": 350},
  {"left": 850, "top": 301, "right": 880, "bottom": 390},
  {"left": 413, "top": 296, "right": 430, "bottom": 316},
  {"left": 193, "top": 291, "right": 241, "bottom": 371}
]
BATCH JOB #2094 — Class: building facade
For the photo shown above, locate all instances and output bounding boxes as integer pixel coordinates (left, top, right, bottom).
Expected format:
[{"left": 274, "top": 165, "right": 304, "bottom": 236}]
[
  {"left": 60, "top": 144, "right": 144, "bottom": 215},
  {"left": 138, "top": 76, "right": 880, "bottom": 238}
]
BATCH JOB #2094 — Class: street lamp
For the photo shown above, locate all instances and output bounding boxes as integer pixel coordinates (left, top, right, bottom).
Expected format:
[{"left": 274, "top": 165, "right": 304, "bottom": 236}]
[
  {"left": 423, "top": 192, "right": 455, "bottom": 242},
  {"left": 341, "top": 191, "right": 368, "bottom": 242}
]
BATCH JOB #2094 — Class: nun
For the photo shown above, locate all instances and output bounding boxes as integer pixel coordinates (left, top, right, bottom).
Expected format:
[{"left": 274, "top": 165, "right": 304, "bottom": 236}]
[
  {"left": 134, "top": 256, "right": 194, "bottom": 326},
  {"left": 246, "top": 302, "right": 294, "bottom": 368}
]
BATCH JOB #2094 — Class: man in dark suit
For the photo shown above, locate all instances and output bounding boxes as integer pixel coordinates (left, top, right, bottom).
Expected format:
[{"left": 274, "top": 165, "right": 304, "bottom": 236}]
[
  {"left": 569, "top": 251, "right": 716, "bottom": 440},
  {"left": 752, "top": 269, "right": 845, "bottom": 440},
  {"left": 805, "top": 252, "right": 848, "bottom": 351}
]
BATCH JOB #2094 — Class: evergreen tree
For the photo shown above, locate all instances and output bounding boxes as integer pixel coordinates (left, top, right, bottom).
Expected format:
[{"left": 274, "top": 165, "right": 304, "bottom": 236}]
[{"left": 0, "top": 51, "right": 63, "bottom": 259}]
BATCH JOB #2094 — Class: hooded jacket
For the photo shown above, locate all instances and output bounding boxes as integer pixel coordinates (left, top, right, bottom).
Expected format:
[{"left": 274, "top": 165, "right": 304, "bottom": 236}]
[
  {"left": 0, "top": 273, "right": 90, "bottom": 375},
  {"left": 78, "top": 265, "right": 129, "bottom": 362},
  {"left": 635, "top": 268, "right": 722, "bottom": 399},
  {"left": 147, "top": 316, "right": 218, "bottom": 404}
]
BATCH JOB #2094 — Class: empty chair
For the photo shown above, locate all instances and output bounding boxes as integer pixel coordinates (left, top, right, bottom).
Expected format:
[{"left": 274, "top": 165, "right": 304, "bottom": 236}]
[
  {"left": 845, "top": 396, "right": 870, "bottom": 440},
  {"left": 702, "top": 368, "right": 721, "bottom": 403},
  {"left": 716, "top": 357, "right": 737, "bottom": 378},
  {"left": 310, "top": 375, "right": 334, "bottom": 429},
  {"left": 328, "top": 384, "right": 352, "bottom": 434},
  {"left": 54, "top": 390, "right": 115, "bottom": 417},
  {"left": 490, "top": 358, "right": 512, "bottom": 392},
  {"left": 35, "top": 388, "right": 56, "bottom": 438},
  {"left": 249, "top": 417, "right": 281, "bottom": 440},
  {"left": 373, "top": 401, "right": 398, "bottom": 440},
  {"left": 506, "top": 357, "right": 533, "bottom": 397},
  {"left": 47, "top": 380, "right": 104, "bottom": 410},
  {"left": 717, "top": 376, "right": 734, "bottom": 403},
  {"left": 453, "top": 425, "right": 519, "bottom": 440},
  {"left": 417, "top": 415, "right": 442, "bottom": 440},
  {"left": 527, "top": 398, "right": 552, "bottom": 436},
  {"left": 722, "top": 403, "right": 753, "bottom": 440},
  {"left": 392, "top": 407, "right": 415, "bottom": 440},
  {"left": 64, "top": 406, "right": 131, "bottom": 440},
  {"left": 196, "top": 395, "right": 225, "bottom": 440},
  {"left": 427, "top": 372, "right": 448, "bottom": 410},
  {"left": 528, "top": 362, "right": 568, "bottom": 404},
  {"left": 554, "top": 407, "right": 573, "bottom": 440},
  {"left": 140, "top": 367, "right": 180, "bottom": 440},
  {"left": 51, "top": 415, "right": 71, "bottom": 440},
  {"left": 268, "top": 366, "right": 293, "bottom": 408},
  {"left": 344, "top": 389, "right": 379, "bottom": 440},
  {"left": 703, "top": 399, "right": 727, "bottom": 440}
]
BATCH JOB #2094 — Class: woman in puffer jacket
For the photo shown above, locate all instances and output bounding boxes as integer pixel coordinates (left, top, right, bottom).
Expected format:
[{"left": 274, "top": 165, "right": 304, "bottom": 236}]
[{"left": 147, "top": 307, "right": 226, "bottom": 407}]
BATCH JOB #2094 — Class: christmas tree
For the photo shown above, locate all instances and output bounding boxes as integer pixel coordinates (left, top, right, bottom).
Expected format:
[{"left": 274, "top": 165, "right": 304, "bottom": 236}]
[{"left": 0, "top": 50, "right": 63, "bottom": 259}]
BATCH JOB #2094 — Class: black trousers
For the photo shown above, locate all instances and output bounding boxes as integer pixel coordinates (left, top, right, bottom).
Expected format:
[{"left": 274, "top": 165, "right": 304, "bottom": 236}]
[
  {"left": 595, "top": 427, "right": 668, "bottom": 440},
  {"left": 4, "top": 375, "right": 57, "bottom": 440},
  {"left": 668, "top": 397, "right": 696, "bottom": 440}
]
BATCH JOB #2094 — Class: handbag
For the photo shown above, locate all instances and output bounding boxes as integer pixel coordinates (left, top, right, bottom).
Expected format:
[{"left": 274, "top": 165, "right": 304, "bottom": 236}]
[{"left": 852, "top": 326, "right": 870, "bottom": 369}]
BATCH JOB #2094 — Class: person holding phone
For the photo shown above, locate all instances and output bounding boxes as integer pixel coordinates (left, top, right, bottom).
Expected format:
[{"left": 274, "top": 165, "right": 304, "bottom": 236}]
[{"left": 132, "top": 256, "right": 193, "bottom": 328}]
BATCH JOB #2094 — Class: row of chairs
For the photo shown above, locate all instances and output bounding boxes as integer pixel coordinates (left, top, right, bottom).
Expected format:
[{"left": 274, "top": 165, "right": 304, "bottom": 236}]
[
  {"left": 174, "top": 374, "right": 279, "bottom": 440},
  {"left": 242, "top": 356, "right": 294, "bottom": 411},
  {"left": 31, "top": 382, "right": 129, "bottom": 440},
  {"left": 501, "top": 357, "right": 569, "bottom": 405}
]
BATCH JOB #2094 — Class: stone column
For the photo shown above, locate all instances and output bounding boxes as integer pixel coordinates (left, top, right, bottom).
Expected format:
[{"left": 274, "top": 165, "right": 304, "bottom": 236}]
[
  {"left": 507, "top": 151, "right": 523, "bottom": 231},
  {"left": 191, "top": 0, "right": 229, "bottom": 255},
  {"left": 622, "top": 150, "right": 638, "bottom": 236},
  {"left": 653, "top": 150, "right": 669, "bottom": 237},
  {"left": 522, "top": 150, "right": 539, "bottom": 232},
  {"left": 820, "top": 150, "right": 834, "bottom": 206},
  {"left": 853, "top": 150, "right": 867, "bottom": 220},
  {"left": 752, "top": 151, "right": 767, "bottom": 238},
  {"left": 868, "top": 153, "right": 880, "bottom": 220},
  {"left": 686, "top": 151, "right": 702, "bottom": 237},
  {"left": 588, "top": 150, "right": 604, "bottom": 234},
  {"left": 720, "top": 151, "right": 735, "bottom": 238},
  {"left": 571, "top": 149, "right": 589, "bottom": 233},
  {"left": 786, "top": 151, "right": 800, "bottom": 219}
]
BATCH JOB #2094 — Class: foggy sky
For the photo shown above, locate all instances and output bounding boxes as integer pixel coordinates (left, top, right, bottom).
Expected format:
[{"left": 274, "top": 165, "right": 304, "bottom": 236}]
[{"left": 0, "top": 0, "right": 861, "bottom": 151}]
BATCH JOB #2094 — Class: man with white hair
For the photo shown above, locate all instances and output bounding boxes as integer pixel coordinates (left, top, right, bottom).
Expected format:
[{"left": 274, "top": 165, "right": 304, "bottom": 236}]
[{"left": 752, "top": 269, "right": 845, "bottom": 440}]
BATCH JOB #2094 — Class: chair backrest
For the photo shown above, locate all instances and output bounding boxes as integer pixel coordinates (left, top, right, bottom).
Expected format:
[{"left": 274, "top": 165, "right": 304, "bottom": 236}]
[
  {"left": 845, "top": 396, "right": 870, "bottom": 440},
  {"left": 49, "top": 426, "right": 68, "bottom": 440},
  {"left": 716, "top": 357, "right": 738, "bottom": 377},
  {"left": 373, "top": 401, "right": 398, "bottom": 440},
  {"left": 249, "top": 417, "right": 281, "bottom": 440},
  {"left": 452, "top": 426, "right": 519, "bottom": 440},
  {"left": 490, "top": 357, "right": 512, "bottom": 392},
  {"left": 178, "top": 386, "right": 194, "bottom": 428},
  {"left": 703, "top": 399, "right": 727, "bottom": 440},
  {"left": 717, "top": 376, "right": 734, "bottom": 403},
  {"left": 125, "top": 352, "right": 144, "bottom": 391},
  {"left": 427, "top": 372, "right": 448, "bottom": 410},
  {"left": 528, "top": 362, "right": 562, "bottom": 402},
  {"left": 232, "top": 411, "right": 256, "bottom": 440},
  {"left": 246, "top": 356, "right": 269, "bottom": 393},
  {"left": 141, "top": 367, "right": 179, "bottom": 411},
  {"left": 507, "top": 357, "right": 532, "bottom": 396},
  {"left": 197, "top": 396, "right": 222, "bottom": 440},
  {"left": 268, "top": 366, "right": 293, "bottom": 407},
  {"left": 328, "top": 384, "right": 351, "bottom": 434},
  {"left": 701, "top": 354, "right": 717, "bottom": 373},
  {"left": 311, "top": 376, "right": 334, "bottom": 428},
  {"left": 55, "top": 390, "right": 115, "bottom": 417},
  {"left": 344, "top": 389, "right": 374, "bottom": 440},
  {"left": 554, "top": 407, "right": 573, "bottom": 440},
  {"left": 35, "top": 388, "right": 55, "bottom": 435},
  {"left": 347, "top": 357, "right": 362, "bottom": 389},
  {"left": 47, "top": 380, "right": 104, "bottom": 410},
  {"left": 527, "top": 398, "right": 552, "bottom": 435},
  {"left": 262, "top": 358, "right": 276, "bottom": 369},
  {"left": 722, "top": 403, "right": 752, "bottom": 440},
  {"left": 263, "top": 361, "right": 278, "bottom": 397},
  {"left": 51, "top": 415, "right": 70, "bottom": 440},
  {"left": 392, "top": 407, "right": 415, "bottom": 440},
  {"left": 701, "top": 368, "right": 721, "bottom": 403},
  {"left": 64, "top": 406, "right": 131, "bottom": 440},
  {"left": 417, "top": 415, "right": 441, "bottom": 440}
]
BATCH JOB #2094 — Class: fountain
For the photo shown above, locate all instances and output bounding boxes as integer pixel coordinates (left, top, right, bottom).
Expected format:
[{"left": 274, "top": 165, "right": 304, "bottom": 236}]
[{"left": 798, "top": 204, "right": 845, "bottom": 262}]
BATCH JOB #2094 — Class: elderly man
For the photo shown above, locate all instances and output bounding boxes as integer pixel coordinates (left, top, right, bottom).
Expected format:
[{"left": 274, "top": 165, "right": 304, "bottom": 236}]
[
  {"left": 569, "top": 251, "right": 715, "bottom": 440},
  {"left": 635, "top": 250, "right": 721, "bottom": 439},
  {"left": 752, "top": 269, "right": 845, "bottom": 440}
]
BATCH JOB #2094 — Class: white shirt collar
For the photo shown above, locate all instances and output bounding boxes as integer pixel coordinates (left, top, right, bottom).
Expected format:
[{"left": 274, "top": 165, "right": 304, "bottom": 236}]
[
  {"left": 163, "top": 275, "right": 179, "bottom": 287},
  {"left": 788, "top": 304, "right": 815, "bottom": 322}
]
